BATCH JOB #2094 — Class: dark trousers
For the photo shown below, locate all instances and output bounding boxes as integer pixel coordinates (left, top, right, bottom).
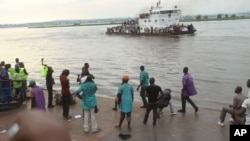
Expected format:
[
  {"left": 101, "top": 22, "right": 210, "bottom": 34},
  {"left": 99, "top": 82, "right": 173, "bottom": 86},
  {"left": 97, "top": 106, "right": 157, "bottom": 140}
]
[
  {"left": 120, "top": 112, "right": 132, "bottom": 122},
  {"left": 14, "top": 87, "right": 21, "bottom": 100},
  {"left": 140, "top": 87, "right": 148, "bottom": 106},
  {"left": 143, "top": 103, "right": 158, "bottom": 125},
  {"left": 20, "top": 81, "right": 27, "bottom": 102},
  {"left": 62, "top": 95, "right": 70, "bottom": 118},
  {"left": 181, "top": 94, "right": 197, "bottom": 111},
  {"left": 47, "top": 85, "right": 53, "bottom": 106}
]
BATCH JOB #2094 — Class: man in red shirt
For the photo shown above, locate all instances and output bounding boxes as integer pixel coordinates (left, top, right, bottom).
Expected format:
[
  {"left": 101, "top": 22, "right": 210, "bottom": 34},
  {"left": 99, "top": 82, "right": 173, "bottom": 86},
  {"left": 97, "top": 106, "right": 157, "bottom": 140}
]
[{"left": 60, "top": 69, "right": 71, "bottom": 120}]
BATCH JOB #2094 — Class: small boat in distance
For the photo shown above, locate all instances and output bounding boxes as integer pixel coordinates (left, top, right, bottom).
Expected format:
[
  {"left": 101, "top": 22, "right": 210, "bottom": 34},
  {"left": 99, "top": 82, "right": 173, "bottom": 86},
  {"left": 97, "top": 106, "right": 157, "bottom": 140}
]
[{"left": 106, "top": 0, "right": 196, "bottom": 36}]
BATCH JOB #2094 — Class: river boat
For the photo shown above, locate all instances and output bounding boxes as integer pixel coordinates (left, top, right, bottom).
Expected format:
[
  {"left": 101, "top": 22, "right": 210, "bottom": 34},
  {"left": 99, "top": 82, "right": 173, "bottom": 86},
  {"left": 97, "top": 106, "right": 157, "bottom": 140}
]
[{"left": 106, "top": 1, "right": 196, "bottom": 36}]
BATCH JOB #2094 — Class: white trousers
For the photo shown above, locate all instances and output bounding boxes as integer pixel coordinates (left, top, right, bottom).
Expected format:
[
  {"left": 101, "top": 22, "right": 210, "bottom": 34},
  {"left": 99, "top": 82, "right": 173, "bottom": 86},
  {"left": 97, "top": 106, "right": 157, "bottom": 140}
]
[{"left": 83, "top": 108, "right": 98, "bottom": 132}]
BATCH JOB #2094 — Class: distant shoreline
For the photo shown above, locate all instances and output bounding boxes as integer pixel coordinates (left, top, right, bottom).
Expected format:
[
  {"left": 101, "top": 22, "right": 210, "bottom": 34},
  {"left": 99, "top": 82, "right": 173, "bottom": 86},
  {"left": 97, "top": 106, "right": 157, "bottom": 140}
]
[
  {"left": 1, "top": 16, "right": 248, "bottom": 29},
  {"left": 27, "top": 23, "right": 120, "bottom": 28},
  {"left": 181, "top": 16, "right": 250, "bottom": 22},
  {"left": 27, "top": 17, "right": 250, "bottom": 29}
]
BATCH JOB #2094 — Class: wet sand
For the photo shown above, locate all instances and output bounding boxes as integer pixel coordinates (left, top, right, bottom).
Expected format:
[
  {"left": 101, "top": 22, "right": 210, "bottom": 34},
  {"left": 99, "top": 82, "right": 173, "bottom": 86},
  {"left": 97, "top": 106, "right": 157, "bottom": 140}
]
[{"left": 0, "top": 90, "right": 230, "bottom": 141}]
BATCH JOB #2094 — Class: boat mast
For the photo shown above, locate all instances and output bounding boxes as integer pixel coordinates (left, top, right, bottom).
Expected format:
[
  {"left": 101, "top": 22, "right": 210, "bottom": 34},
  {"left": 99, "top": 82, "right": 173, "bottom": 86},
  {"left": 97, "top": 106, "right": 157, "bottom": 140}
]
[{"left": 156, "top": 0, "right": 161, "bottom": 7}]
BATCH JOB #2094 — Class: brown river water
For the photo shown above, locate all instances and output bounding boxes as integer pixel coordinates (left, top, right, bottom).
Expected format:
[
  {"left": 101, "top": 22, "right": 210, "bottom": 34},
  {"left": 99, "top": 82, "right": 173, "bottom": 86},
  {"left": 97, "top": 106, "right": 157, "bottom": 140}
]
[{"left": 1, "top": 19, "right": 250, "bottom": 110}]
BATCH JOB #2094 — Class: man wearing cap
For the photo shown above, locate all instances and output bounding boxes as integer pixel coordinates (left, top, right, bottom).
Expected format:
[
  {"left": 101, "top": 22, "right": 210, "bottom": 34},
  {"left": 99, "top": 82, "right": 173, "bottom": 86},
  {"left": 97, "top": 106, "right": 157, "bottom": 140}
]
[
  {"left": 115, "top": 75, "right": 134, "bottom": 129},
  {"left": 28, "top": 79, "right": 46, "bottom": 111}
]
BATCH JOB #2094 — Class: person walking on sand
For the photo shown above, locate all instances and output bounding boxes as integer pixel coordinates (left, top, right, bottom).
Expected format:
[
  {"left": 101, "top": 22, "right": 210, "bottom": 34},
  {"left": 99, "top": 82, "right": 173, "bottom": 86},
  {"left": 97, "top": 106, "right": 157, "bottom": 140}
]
[
  {"left": 72, "top": 75, "right": 100, "bottom": 134},
  {"left": 115, "top": 75, "right": 134, "bottom": 130},
  {"left": 28, "top": 79, "right": 46, "bottom": 111},
  {"left": 137, "top": 65, "right": 149, "bottom": 108},
  {"left": 60, "top": 69, "right": 71, "bottom": 120},
  {"left": 217, "top": 86, "right": 246, "bottom": 126},
  {"left": 178, "top": 67, "right": 199, "bottom": 113},
  {"left": 143, "top": 77, "right": 163, "bottom": 126}
]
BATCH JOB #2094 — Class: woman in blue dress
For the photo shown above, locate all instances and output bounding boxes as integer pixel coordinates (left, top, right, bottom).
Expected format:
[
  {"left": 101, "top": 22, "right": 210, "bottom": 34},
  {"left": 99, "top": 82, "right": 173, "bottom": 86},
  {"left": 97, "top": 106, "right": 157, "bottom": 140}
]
[{"left": 115, "top": 75, "right": 134, "bottom": 129}]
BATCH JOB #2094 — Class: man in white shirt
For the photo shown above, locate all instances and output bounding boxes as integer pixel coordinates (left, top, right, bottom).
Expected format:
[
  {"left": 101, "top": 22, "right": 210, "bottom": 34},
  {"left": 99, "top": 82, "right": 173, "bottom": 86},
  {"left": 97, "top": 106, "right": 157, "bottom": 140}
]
[{"left": 241, "top": 79, "right": 250, "bottom": 125}]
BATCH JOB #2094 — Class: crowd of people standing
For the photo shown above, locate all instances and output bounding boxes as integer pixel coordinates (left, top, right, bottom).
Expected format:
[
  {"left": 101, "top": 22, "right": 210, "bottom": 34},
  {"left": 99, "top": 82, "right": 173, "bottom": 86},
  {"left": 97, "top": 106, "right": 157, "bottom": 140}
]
[
  {"left": 0, "top": 58, "right": 28, "bottom": 104},
  {"left": 1, "top": 58, "right": 250, "bottom": 141}
]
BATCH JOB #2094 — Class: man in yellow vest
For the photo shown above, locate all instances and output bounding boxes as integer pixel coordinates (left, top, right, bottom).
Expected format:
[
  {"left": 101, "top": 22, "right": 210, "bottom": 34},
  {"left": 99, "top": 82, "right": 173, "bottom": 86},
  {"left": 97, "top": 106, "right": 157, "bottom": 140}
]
[
  {"left": 13, "top": 68, "right": 22, "bottom": 101},
  {"left": 19, "top": 62, "right": 28, "bottom": 104}
]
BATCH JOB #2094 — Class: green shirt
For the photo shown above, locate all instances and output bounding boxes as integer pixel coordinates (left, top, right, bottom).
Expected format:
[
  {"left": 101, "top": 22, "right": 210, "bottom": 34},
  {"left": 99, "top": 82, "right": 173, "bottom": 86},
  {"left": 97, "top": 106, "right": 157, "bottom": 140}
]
[
  {"left": 77, "top": 81, "right": 97, "bottom": 110},
  {"left": 140, "top": 70, "right": 149, "bottom": 88}
]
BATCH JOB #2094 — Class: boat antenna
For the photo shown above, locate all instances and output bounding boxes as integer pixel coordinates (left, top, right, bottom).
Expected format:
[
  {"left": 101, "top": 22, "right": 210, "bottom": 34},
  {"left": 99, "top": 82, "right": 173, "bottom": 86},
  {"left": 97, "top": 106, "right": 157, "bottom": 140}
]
[{"left": 156, "top": 0, "right": 161, "bottom": 7}]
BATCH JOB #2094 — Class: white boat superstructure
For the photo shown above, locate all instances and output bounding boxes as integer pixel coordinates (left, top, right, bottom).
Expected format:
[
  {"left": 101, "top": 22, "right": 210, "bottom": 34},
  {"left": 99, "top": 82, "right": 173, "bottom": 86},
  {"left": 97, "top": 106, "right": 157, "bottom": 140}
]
[
  {"left": 106, "top": 0, "right": 196, "bottom": 36},
  {"left": 138, "top": 2, "right": 181, "bottom": 33}
]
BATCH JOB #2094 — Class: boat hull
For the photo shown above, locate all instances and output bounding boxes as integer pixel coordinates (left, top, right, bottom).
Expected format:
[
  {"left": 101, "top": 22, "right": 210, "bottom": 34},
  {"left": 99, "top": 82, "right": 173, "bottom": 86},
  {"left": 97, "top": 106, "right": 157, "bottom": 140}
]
[{"left": 106, "top": 30, "right": 196, "bottom": 36}]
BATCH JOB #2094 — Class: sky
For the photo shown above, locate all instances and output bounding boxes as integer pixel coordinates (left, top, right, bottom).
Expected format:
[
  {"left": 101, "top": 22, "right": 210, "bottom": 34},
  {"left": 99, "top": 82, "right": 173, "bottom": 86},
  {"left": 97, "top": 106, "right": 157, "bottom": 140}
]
[{"left": 0, "top": 0, "right": 249, "bottom": 24}]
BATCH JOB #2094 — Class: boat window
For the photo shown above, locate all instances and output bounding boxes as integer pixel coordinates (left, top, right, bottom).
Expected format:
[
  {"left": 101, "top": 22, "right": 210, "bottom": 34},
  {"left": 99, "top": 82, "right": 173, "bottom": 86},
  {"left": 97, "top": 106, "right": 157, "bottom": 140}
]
[
  {"left": 155, "top": 20, "right": 157, "bottom": 23},
  {"left": 161, "top": 19, "right": 164, "bottom": 21},
  {"left": 168, "top": 10, "right": 173, "bottom": 13},
  {"left": 166, "top": 11, "right": 172, "bottom": 14},
  {"left": 144, "top": 20, "right": 147, "bottom": 23},
  {"left": 160, "top": 11, "right": 168, "bottom": 14},
  {"left": 157, "top": 12, "right": 159, "bottom": 14},
  {"left": 168, "top": 13, "right": 171, "bottom": 17},
  {"left": 149, "top": 20, "right": 151, "bottom": 22}
]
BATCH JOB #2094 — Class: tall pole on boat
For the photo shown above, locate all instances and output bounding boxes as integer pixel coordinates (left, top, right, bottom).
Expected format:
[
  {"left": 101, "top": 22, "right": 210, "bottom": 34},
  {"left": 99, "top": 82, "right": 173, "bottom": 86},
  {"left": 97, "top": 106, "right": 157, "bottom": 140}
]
[{"left": 156, "top": 0, "right": 161, "bottom": 7}]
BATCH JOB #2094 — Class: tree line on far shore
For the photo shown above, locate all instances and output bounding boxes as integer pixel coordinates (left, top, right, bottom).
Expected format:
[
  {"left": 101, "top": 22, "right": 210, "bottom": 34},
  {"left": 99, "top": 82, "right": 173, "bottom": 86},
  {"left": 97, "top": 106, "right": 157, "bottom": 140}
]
[{"left": 181, "top": 13, "right": 250, "bottom": 22}]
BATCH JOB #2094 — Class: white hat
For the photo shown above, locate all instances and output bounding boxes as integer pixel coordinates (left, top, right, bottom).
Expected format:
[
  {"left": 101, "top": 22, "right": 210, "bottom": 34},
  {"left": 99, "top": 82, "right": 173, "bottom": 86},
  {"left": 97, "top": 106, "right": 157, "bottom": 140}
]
[{"left": 80, "top": 76, "right": 87, "bottom": 83}]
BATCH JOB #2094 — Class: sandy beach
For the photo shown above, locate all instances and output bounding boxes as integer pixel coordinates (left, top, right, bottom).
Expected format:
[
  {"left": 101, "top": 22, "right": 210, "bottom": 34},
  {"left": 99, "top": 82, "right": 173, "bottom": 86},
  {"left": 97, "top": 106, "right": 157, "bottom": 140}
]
[{"left": 0, "top": 90, "right": 230, "bottom": 141}]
